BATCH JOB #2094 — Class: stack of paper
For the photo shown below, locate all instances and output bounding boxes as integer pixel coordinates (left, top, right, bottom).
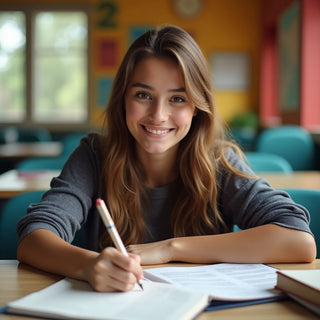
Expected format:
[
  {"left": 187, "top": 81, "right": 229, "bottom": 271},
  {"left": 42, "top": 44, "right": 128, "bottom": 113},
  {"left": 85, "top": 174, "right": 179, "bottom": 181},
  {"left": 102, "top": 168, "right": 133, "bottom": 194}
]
[{"left": 144, "top": 263, "right": 284, "bottom": 310}]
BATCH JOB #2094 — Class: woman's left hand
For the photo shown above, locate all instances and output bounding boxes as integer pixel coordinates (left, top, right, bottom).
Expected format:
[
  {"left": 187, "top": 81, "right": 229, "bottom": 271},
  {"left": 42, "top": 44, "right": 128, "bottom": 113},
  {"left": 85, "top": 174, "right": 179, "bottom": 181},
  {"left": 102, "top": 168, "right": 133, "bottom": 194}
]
[{"left": 127, "top": 239, "right": 174, "bottom": 265}]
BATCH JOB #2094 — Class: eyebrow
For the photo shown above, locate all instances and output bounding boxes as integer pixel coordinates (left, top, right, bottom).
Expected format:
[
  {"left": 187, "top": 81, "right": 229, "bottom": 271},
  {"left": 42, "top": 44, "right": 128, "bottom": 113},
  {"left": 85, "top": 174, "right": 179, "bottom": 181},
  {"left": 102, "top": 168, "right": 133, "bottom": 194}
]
[{"left": 131, "top": 82, "right": 186, "bottom": 93}]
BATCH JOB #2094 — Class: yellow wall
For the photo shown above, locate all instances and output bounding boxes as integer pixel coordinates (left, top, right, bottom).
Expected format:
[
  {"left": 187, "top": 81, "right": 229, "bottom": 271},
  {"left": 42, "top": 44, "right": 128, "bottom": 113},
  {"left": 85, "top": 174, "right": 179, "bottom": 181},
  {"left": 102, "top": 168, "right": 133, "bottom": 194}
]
[{"left": 91, "top": 0, "right": 262, "bottom": 125}]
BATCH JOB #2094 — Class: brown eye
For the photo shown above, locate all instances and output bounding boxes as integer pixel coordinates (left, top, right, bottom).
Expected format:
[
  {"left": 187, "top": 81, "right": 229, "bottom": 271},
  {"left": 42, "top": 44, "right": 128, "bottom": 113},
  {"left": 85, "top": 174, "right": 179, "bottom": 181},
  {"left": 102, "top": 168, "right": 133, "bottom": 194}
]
[
  {"left": 136, "top": 92, "right": 151, "bottom": 100},
  {"left": 170, "top": 96, "right": 185, "bottom": 103}
]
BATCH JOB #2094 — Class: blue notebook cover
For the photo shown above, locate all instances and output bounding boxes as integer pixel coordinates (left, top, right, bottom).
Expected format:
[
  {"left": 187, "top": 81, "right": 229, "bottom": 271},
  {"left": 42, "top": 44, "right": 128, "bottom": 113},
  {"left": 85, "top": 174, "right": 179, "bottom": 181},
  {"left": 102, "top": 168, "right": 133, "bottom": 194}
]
[{"left": 205, "top": 296, "right": 287, "bottom": 311}]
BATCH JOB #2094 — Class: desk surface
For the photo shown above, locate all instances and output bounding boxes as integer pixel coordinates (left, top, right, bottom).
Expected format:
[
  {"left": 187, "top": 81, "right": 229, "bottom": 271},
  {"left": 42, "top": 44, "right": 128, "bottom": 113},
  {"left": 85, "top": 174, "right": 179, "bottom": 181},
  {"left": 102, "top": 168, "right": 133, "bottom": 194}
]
[
  {"left": 0, "top": 170, "right": 60, "bottom": 199},
  {"left": 260, "top": 171, "right": 320, "bottom": 190},
  {"left": 0, "top": 142, "right": 62, "bottom": 159},
  {"left": 0, "top": 260, "right": 319, "bottom": 320},
  {"left": 0, "top": 170, "right": 319, "bottom": 200}
]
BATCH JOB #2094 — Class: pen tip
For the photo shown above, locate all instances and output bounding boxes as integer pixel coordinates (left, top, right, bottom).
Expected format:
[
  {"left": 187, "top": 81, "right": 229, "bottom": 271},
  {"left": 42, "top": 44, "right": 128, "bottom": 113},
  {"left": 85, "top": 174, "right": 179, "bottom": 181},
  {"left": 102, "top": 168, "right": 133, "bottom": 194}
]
[{"left": 138, "top": 282, "right": 144, "bottom": 291}]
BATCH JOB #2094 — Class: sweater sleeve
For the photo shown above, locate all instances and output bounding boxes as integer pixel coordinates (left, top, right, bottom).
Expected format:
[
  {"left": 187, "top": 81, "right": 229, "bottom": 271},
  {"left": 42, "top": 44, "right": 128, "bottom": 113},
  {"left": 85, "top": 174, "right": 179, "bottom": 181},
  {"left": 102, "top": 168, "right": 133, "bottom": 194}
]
[
  {"left": 218, "top": 149, "right": 312, "bottom": 234},
  {"left": 16, "top": 134, "right": 102, "bottom": 247}
]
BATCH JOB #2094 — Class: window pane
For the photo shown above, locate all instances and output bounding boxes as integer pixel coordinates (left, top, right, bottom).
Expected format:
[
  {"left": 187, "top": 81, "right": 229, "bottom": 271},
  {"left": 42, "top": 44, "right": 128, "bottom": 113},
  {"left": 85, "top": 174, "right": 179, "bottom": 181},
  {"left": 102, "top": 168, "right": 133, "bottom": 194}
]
[
  {"left": 0, "top": 12, "right": 26, "bottom": 122},
  {"left": 33, "top": 12, "right": 88, "bottom": 123}
]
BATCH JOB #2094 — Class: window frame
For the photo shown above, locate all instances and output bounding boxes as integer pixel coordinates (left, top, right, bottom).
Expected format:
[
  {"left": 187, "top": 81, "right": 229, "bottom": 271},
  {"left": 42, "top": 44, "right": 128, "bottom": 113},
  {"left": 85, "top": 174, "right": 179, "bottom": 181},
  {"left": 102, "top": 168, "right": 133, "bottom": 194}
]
[{"left": 0, "top": 3, "right": 91, "bottom": 130}]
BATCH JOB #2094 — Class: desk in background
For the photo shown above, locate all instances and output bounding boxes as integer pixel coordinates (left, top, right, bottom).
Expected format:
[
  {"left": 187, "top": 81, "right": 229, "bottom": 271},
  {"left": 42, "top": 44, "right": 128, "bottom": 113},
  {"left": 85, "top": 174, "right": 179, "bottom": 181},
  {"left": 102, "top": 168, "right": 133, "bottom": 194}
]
[
  {"left": 260, "top": 171, "right": 320, "bottom": 190},
  {"left": 0, "top": 260, "right": 319, "bottom": 320},
  {"left": 0, "top": 170, "right": 60, "bottom": 199},
  {"left": 0, "top": 142, "right": 62, "bottom": 160}
]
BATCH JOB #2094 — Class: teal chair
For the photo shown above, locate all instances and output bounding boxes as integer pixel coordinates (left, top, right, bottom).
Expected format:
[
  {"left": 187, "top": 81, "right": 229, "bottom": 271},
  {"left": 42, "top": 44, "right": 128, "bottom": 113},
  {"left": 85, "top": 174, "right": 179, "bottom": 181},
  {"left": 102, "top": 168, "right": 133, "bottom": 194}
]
[
  {"left": 0, "top": 127, "right": 19, "bottom": 144},
  {"left": 60, "top": 132, "right": 87, "bottom": 159},
  {"left": 17, "top": 127, "right": 52, "bottom": 142},
  {"left": 0, "top": 191, "right": 45, "bottom": 259},
  {"left": 283, "top": 188, "right": 320, "bottom": 258},
  {"left": 0, "top": 191, "right": 84, "bottom": 259},
  {"left": 256, "top": 126, "right": 315, "bottom": 171},
  {"left": 233, "top": 188, "right": 320, "bottom": 257},
  {"left": 17, "top": 157, "right": 66, "bottom": 171},
  {"left": 245, "top": 152, "right": 293, "bottom": 173}
]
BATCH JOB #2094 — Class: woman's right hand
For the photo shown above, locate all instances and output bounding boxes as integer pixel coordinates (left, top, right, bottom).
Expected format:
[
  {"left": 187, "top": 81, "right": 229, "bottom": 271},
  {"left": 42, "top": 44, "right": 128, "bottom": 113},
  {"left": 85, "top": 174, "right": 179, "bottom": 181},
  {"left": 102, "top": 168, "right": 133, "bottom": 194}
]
[{"left": 87, "top": 247, "right": 143, "bottom": 292}]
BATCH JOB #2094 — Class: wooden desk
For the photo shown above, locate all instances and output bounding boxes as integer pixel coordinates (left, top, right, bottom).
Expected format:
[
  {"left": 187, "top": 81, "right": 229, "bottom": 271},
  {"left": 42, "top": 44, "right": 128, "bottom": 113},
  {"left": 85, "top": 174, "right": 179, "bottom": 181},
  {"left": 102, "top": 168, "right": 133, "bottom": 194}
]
[
  {"left": 0, "top": 142, "right": 62, "bottom": 159},
  {"left": 259, "top": 171, "right": 320, "bottom": 190},
  {"left": 0, "top": 170, "right": 320, "bottom": 199},
  {"left": 1, "top": 170, "right": 319, "bottom": 200},
  {"left": 0, "top": 170, "right": 60, "bottom": 199},
  {"left": 0, "top": 260, "right": 319, "bottom": 319}
]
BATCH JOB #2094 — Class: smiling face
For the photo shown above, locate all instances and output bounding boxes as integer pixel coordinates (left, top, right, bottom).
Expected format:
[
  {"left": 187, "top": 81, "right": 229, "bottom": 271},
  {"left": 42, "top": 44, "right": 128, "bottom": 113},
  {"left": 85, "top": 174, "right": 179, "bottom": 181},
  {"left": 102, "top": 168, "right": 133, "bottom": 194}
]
[{"left": 125, "top": 57, "right": 196, "bottom": 159}]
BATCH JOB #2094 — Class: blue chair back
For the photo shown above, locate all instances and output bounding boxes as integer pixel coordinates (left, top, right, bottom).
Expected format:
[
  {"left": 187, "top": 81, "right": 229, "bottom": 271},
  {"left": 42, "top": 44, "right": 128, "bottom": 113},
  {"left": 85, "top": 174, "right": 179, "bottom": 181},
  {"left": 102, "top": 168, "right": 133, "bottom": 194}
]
[
  {"left": 60, "top": 132, "right": 87, "bottom": 159},
  {"left": 284, "top": 188, "right": 320, "bottom": 258},
  {"left": 256, "top": 126, "right": 315, "bottom": 170},
  {"left": 17, "top": 157, "right": 65, "bottom": 171},
  {"left": 0, "top": 191, "right": 45, "bottom": 259},
  {"left": 245, "top": 152, "right": 293, "bottom": 173},
  {"left": 0, "top": 191, "right": 84, "bottom": 259},
  {"left": 17, "top": 128, "right": 52, "bottom": 142},
  {"left": 0, "top": 127, "right": 19, "bottom": 144},
  {"left": 234, "top": 188, "right": 320, "bottom": 258}
]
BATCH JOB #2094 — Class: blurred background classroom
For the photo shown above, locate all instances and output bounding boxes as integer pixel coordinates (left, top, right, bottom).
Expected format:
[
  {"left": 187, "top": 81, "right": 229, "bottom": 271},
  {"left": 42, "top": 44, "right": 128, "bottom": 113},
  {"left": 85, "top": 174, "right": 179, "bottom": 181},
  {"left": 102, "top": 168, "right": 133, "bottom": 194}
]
[{"left": 0, "top": 0, "right": 320, "bottom": 258}]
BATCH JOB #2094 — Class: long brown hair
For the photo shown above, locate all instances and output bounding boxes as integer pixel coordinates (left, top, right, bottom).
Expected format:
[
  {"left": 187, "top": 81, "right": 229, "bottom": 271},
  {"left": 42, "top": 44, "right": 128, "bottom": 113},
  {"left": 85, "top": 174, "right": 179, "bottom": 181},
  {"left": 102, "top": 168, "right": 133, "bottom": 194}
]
[{"left": 99, "top": 25, "right": 244, "bottom": 248}]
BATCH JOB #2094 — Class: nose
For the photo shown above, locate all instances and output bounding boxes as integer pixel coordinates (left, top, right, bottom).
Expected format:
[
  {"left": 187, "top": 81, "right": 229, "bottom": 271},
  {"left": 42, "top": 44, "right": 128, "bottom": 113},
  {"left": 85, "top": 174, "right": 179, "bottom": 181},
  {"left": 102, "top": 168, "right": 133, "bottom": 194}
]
[{"left": 149, "top": 99, "right": 169, "bottom": 123}]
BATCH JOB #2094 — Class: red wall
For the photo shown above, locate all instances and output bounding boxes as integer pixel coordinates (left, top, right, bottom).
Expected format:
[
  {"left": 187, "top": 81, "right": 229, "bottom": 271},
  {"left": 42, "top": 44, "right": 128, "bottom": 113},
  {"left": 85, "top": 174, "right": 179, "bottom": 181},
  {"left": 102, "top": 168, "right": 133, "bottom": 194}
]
[
  {"left": 260, "top": 0, "right": 320, "bottom": 130},
  {"left": 300, "top": 0, "right": 320, "bottom": 130}
]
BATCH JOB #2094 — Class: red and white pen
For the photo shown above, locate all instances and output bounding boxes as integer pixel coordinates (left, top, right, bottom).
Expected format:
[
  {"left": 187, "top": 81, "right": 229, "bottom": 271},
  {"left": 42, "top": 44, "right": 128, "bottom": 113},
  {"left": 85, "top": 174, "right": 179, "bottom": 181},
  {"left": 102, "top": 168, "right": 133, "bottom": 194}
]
[{"left": 96, "top": 198, "right": 144, "bottom": 290}]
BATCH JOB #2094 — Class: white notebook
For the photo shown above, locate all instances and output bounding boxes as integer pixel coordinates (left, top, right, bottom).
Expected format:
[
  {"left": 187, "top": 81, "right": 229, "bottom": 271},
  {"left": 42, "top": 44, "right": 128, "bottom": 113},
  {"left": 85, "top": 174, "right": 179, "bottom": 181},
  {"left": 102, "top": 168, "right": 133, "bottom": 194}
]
[
  {"left": 4, "top": 278, "right": 209, "bottom": 320},
  {"left": 144, "top": 263, "right": 283, "bottom": 301}
]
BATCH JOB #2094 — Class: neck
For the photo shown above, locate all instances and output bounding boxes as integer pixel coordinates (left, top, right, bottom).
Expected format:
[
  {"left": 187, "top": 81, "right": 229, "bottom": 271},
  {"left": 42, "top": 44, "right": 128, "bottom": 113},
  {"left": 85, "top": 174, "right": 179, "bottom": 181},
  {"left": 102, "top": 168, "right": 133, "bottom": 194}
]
[{"left": 137, "top": 149, "right": 178, "bottom": 188}]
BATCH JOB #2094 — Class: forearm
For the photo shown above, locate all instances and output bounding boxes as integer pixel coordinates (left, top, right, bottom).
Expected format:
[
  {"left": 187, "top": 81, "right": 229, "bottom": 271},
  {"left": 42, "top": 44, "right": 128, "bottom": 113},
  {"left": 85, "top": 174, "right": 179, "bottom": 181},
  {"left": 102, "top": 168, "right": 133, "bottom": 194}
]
[
  {"left": 17, "top": 229, "right": 98, "bottom": 281},
  {"left": 169, "top": 225, "right": 316, "bottom": 264},
  {"left": 129, "top": 224, "right": 316, "bottom": 265}
]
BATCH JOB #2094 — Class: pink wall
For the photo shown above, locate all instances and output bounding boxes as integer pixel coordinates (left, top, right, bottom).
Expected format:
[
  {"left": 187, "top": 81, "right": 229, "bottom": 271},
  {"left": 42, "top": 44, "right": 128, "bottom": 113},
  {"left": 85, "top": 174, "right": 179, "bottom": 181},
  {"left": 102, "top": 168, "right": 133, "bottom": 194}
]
[
  {"left": 260, "top": 27, "right": 279, "bottom": 126},
  {"left": 260, "top": 0, "right": 320, "bottom": 130},
  {"left": 260, "top": 0, "right": 293, "bottom": 127},
  {"left": 300, "top": 0, "right": 320, "bottom": 130}
]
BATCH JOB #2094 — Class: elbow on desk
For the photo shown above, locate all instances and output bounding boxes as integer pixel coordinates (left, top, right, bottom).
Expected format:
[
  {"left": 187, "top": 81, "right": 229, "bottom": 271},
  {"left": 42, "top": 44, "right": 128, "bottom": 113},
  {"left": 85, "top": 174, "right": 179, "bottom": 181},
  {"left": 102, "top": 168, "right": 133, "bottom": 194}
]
[
  {"left": 16, "top": 239, "right": 27, "bottom": 264},
  {"left": 295, "top": 232, "right": 317, "bottom": 263}
]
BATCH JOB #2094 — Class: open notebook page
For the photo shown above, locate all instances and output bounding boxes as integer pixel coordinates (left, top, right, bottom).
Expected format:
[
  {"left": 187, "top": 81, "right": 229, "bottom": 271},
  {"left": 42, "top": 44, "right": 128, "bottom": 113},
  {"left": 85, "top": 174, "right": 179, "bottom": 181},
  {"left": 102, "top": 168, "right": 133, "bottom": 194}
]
[
  {"left": 144, "top": 263, "right": 283, "bottom": 301},
  {"left": 5, "top": 278, "right": 209, "bottom": 320}
]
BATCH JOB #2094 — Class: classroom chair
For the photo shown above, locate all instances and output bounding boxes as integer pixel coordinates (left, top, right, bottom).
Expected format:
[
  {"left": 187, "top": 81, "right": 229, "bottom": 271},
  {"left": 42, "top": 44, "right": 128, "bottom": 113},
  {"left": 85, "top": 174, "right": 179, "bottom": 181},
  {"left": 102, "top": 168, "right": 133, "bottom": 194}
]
[
  {"left": 17, "top": 157, "right": 66, "bottom": 171},
  {"left": 60, "top": 132, "right": 87, "bottom": 159},
  {"left": 0, "top": 191, "right": 45, "bottom": 259},
  {"left": 17, "top": 127, "right": 52, "bottom": 142},
  {"left": 0, "top": 191, "right": 84, "bottom": 259},
  {"left": 245, "top": 152, "right": 293, "bottom": 173},
  {"left": 0, "top": 127, "right": 19, "bottom": 144},
  {"left": 233, "top": 188, "right": 320, "bottom": 257},
  {"left": 283, "top": 188, "right": 320, "bottom": 258},
  {"left": 255, "top": 126, "right": 315, "bottom": 171}
]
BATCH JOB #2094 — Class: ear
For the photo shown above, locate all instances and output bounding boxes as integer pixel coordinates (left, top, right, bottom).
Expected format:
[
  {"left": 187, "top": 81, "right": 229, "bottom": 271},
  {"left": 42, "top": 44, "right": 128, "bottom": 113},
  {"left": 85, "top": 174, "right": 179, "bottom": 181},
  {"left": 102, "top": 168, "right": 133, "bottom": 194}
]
[{"left": 193, "top": 107, "right": 198, "bottom": 116}]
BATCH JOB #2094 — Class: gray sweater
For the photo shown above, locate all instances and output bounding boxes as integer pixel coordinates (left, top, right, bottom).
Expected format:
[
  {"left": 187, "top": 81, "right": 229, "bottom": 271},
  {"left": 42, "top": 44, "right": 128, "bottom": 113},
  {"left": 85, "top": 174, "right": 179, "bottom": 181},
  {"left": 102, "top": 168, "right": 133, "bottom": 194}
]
[{"left": 17, "top": 134, "right": 312, "bottom": 252}]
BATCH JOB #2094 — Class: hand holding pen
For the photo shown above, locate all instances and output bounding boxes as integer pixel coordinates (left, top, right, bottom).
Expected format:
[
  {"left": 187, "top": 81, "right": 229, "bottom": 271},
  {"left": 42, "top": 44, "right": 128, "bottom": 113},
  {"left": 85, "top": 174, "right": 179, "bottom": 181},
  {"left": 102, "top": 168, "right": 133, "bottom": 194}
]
[{"left": 96, "top": 198, "right": 144, "bottom": 290}]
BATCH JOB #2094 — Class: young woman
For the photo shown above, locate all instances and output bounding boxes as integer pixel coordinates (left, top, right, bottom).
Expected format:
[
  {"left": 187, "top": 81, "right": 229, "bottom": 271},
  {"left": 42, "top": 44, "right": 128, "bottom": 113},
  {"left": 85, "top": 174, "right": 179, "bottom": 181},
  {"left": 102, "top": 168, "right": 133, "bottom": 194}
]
[{"left": 17, "top": 25, "right": 316, "bottom": 292}]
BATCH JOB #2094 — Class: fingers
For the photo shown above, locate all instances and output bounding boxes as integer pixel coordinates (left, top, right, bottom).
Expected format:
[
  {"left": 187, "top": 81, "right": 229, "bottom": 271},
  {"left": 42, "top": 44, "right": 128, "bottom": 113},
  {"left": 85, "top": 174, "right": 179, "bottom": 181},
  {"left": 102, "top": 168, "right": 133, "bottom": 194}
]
[{"left": 89, "top": 247, "right": 143, "bottom": 292}]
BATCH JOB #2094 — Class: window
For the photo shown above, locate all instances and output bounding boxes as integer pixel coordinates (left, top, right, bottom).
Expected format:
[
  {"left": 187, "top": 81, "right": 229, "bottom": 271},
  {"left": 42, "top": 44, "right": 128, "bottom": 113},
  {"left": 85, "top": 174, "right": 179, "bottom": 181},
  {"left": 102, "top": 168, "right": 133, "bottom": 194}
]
[
  {"left": 0, "top": 6, "right": 88, "bottom": 125},
  {"left": 0, "top": 11, "right": 26, "bottom": 122}
]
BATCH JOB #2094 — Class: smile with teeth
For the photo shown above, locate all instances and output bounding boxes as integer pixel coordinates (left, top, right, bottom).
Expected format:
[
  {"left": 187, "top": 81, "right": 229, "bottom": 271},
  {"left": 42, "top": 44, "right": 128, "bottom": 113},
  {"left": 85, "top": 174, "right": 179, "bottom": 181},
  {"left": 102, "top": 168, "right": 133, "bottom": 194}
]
[{"left": 144, "top": 126, "right": 171, "bottom": 135}]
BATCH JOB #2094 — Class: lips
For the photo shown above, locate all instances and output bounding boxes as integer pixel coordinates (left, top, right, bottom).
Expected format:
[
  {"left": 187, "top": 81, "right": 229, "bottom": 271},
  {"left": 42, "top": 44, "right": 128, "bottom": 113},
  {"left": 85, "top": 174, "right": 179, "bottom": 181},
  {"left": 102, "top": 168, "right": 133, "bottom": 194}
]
[{"left": 143, "top": 125, "right": 172, "bottom": 135}]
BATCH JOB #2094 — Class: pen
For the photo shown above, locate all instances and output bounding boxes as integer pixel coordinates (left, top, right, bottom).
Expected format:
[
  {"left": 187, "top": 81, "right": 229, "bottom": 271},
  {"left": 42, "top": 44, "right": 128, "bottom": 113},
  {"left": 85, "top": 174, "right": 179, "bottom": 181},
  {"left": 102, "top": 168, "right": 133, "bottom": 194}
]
[{"left": 96, "top": 198, "right": 144, "bottom": 290}]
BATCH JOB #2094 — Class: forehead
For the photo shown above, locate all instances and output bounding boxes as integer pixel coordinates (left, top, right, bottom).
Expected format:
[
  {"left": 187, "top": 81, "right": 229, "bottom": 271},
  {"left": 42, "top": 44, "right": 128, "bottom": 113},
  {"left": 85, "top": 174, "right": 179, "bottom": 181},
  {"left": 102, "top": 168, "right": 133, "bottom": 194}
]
[{"left": 130, "top": 57, "right": 185, "bottom": 86}]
